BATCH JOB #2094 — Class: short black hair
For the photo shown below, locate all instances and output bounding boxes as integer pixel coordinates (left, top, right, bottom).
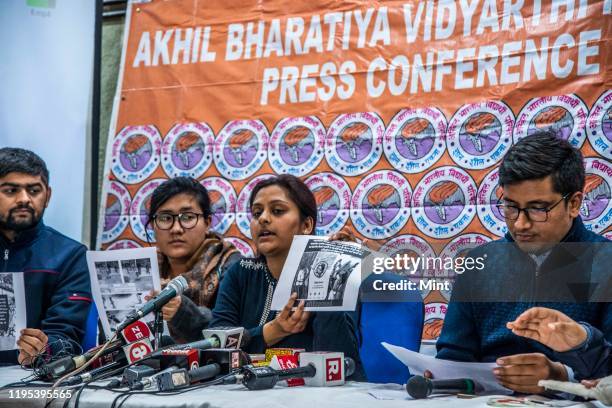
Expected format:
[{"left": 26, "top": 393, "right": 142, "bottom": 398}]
[
  {"left": 0, "top": 148, "right": 49, "bottom": 185},
  {"left": 249, "top": 174, "right": 317, "bottom": 234},
  {"left": 146, "top": 177, "right": 212, "bottom": 228},
  {"left": 499, "top": 131, "right": 584, "bottom": 199}
]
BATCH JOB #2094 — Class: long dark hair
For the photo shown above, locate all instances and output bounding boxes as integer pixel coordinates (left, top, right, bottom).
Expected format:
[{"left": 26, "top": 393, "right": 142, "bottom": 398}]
[{"left": 249, "top": 174, "right": 317, "bottom": 234}]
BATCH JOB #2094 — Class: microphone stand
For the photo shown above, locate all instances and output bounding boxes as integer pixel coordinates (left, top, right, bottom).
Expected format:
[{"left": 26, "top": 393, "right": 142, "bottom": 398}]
[{"left": 153, "top": 310, "right": 164, "bottom": 350}]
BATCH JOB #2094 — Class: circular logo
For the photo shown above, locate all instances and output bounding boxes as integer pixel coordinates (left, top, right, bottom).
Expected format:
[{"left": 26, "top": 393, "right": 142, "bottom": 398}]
[
  {"left": 200, "top": 177, "right": 237, "bottom": 235},
  {"left": 313, "top": 261, "right": 328, "bottom": 278},
  {"left": 129, "top": 178, "right": 165, "bottom": 242},
  {"left": 106, "top": 240, "right": 141, "bottom": 250},
  {"left": 111, "top": 125, "right": 162, "bottom": 184},
  {"left": 477, "top": 167, "right": 508, "bottom": 237},
  {"left": 581, "top": 158, "right": 612, "bottom": 233},
  {"left": 438, "top": 233, "right": 492, "bottom": 299},
  {"left": 214, "top": 120, "right": 269, "bottom": 180},
  {"left": 587, "top": 90, "right": 612, "bottom": 159},
  {"left": 305, "top": 172, "right": 351, "bottom": 236},
  {"left": 447, "top": 101, "right": 514, "bottom": 169},
  {"left": 128, "top": 341, "right": 153, "bottom": 362},
  {"left": 236, "top": 174, "right": 276, "bottom": 239},
  {"left": 269, "top": 116, "right": 326, "bottom": 176},
  {"left": 101, "top": 181, "right": 131, "bottom": 244},
  {"left": 326, "top": 112, "right": 384, "bottom": 176},
  {"left": 350, "top": 170, "right": 411, "bottom": 239},
  {"left": 412, "top": 166, "right": 477, "bottom": 239},
  {"left": 161, "top": 122, "right": 214, "bottom": 178},
  {"left": 380, "top": 235, "right": 437, "bottom": 289},
  {"left": 514, "top": 94, "right": 588, "bottom": 148},
  {"left": 225, "top": 237, "right": 255, "bottom": 258},
  {"left": 384, "top": 107, "right": 447, "bottom": 173}
]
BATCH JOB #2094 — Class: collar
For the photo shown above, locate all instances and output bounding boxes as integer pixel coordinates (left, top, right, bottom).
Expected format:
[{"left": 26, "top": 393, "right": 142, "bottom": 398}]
[{"left": 0, "top": 221, "right": 44, "bottom": 249}]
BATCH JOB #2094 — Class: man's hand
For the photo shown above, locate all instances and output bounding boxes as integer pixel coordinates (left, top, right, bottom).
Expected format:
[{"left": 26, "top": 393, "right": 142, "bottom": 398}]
[
  {"left": 145, "top": 290, "right": 182, "bottom": 321},
  {"left": 17, "top": 328, "right": 48, "bottom": 366},
  {"left": 506, "top": 307, "right": 587, "bottom": 352},
  {"left": 494, "top": 353, "right": 568, "bottom": 394},
  {"left": 263, "top": 293, "right": 310, "bottom": 346}
]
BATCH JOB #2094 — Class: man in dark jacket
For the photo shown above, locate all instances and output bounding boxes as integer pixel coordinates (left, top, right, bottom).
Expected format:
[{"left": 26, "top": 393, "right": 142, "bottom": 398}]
[
  {"left": 0, "top": 148, "right": 92, "bottom": 365},
  {"left": 436, "top": 132, "right": 611, "bottom": 393}
]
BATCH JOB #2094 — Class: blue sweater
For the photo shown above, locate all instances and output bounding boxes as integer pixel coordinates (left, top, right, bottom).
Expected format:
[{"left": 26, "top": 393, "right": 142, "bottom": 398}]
[
  {"left": 437, "top": 218, "right": 611, "bottom": 380},
  {"left": 0, "top": 222, "right": 92, "bottom": 365},
  {"left": 211, "top": 257, "right": 366, "bottom": 380}
]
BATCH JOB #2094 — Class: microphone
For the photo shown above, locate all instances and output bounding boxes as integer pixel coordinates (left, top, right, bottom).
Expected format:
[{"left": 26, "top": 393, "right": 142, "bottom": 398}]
[
  {"left": 240, "top": 364, "right": 317, "bottom": 390},
  {"left": 232, "top": 355, "right": 356, "bottom": 390},
  {"left": 157, "top": 363, "right": 222, "bottom": 391},
  {"left": 37, "top": 339, "right": 123, "bottom": 380},
  {"left": 144, "top": 327, "right": 249, "bottom": 361},
  {"left": 299, "top": 352, "right": 355, "bottom": 386},
  {"left": 117, "top": 276, "right": 188, "bottom": 332},
  {"left": 38, "top": 320, "right": 154, "bottom": 381},
  {"left": 406, "top": 375, "right": 478, "bottom": 399}
]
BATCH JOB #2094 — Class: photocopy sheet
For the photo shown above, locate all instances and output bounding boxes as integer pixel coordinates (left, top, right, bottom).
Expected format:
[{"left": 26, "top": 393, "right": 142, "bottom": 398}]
[
  {"left": 382, "top": 342, "right": 512, "bottom": 395},
  {"left": 0, "top": 272, "right": 26, "bottom": 350},
  {"left": 87, "top": 247, "right": 161, "bottom": 338}
]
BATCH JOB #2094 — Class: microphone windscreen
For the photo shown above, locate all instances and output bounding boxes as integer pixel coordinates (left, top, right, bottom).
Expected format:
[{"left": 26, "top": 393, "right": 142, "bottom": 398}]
[
  {"left": 169, "top": 276, "right": 188, "bottom": 295},
  {"left": 344, "top": 357, "right": 356, "bottom": 378},
  {"left": 240, "top": 330, "right": 252, "bottom": 348},
  {"left": 406, "top": 375, "right": 431, "bottom": 399}
]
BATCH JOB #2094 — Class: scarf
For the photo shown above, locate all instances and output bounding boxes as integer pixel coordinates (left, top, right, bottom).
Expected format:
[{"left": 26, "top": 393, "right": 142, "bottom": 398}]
[{"left": 160, "top": 231, "right": 239, "bottom": 308}]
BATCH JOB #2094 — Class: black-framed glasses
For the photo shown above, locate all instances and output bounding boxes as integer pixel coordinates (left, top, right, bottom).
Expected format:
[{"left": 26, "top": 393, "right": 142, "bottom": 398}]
[
  {"left": 496, "top": 194, "right": 569, "bottom": 222},
  {"left": 152, "top": 212, "right": 204, "bottom": 230}
]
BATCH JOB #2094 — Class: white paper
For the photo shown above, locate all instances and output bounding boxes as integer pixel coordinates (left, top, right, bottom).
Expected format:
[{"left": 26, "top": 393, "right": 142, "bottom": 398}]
[
  {"left": 271, "top": 235, "right": 368, "bottom": 311},
  {"left": 382, "top": 342, "right": 512, "bottom": 395},
  {"left": 86, "top": 247, "right": 161, "bottom": 338},
  {"left": 0, "top": 272, "right": 26, "bottom": 350}
]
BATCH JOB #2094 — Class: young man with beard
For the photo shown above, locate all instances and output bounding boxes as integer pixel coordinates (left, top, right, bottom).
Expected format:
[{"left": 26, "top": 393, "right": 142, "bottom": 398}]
[
  {"left": 434, "top": 132, "right": 611, "bottom": 394},
  {"left": 0, "top": 148, "right": 92, "bottom": 365}
]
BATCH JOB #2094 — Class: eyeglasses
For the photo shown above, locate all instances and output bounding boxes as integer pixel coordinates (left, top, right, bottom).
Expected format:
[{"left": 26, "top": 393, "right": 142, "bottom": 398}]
[
  {"left": 152, "top": 212, "right": 204, "bottom": 230},
  {"left": 496, "top": 194, "right": 569, "bottom": 222}
]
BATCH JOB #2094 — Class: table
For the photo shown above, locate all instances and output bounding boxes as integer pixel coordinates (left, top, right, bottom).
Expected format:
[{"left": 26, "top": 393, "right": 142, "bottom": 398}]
[{"left": 0, "top": 366, "right": 603, "bottom": 408}]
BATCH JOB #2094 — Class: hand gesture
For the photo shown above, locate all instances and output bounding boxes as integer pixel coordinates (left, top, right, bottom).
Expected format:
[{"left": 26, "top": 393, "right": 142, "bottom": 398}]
[{"left": 507, "top": 307, "right": 587, "bottom": 352}]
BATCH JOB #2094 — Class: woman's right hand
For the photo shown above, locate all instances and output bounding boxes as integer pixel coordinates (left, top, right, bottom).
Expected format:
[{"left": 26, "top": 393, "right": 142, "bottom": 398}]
[
  {"left": 263, "top": 293, "right": 310, "bottom": 346},
  {"left": 145, "top": 290, "right": 182, "bottom": 322}
]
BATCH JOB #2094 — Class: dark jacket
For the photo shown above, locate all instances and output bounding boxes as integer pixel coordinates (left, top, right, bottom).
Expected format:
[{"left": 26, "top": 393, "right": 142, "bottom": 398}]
[
  {"left": 0, "top": 222, "right": 92, "bottom": 365},
  {"left": 167, "top": 249, "right": 242, "bottom": 343},
  {"left": 436, "top": 217, "right": 611, "bottom": 380},
  {"left": 210, "top": 257, "right": 366, "bottom": 381}
]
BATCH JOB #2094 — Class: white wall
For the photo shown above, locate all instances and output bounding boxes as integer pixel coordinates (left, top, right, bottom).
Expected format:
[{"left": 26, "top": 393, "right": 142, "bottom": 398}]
[{"left": 0, "top": 0, "right": 95, "bottom": 243}]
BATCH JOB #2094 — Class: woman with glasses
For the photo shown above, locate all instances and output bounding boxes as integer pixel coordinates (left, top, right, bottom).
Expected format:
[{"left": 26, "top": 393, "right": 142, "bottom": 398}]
[{"left": 145, "top": 177, "right": 241, "bottom": 343}]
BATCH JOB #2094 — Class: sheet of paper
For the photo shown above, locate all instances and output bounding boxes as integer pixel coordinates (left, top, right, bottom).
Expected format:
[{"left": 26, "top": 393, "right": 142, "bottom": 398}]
[
  {"left": 271, "top": 235, "right": 369, "bottom": 311},
  {"left": 382, "top": 342, "right": 512, "bottom": 395},
  {"left": 87, "top": 247, "right": 161, "bottom": 338},
  {"left": 0, "top": 273, "right": 26, "bottom": 350}
]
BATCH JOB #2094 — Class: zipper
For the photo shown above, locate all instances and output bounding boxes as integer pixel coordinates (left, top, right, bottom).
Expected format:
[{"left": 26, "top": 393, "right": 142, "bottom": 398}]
[{"left": 2, "top": 249, "right": 8, "bottom": 272}]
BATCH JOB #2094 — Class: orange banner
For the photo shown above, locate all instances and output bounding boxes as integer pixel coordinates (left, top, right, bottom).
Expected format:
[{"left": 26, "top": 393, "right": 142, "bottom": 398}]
[{"left": 99, "top": 0, "right": 612, "bottom": 341}]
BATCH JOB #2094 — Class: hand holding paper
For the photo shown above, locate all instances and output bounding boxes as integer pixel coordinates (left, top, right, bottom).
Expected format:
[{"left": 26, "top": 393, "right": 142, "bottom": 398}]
[{"left": 382, "top": 342, "right": 512, "bottom": 395}]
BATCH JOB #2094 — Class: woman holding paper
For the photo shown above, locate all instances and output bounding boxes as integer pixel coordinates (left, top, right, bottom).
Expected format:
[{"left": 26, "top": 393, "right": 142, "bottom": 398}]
[
  {"left": 210, "top": 174, "right": 365, "bottom": 380},
  {"left": 145, "top": 177, "right": 241, "bottom": 342}
]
